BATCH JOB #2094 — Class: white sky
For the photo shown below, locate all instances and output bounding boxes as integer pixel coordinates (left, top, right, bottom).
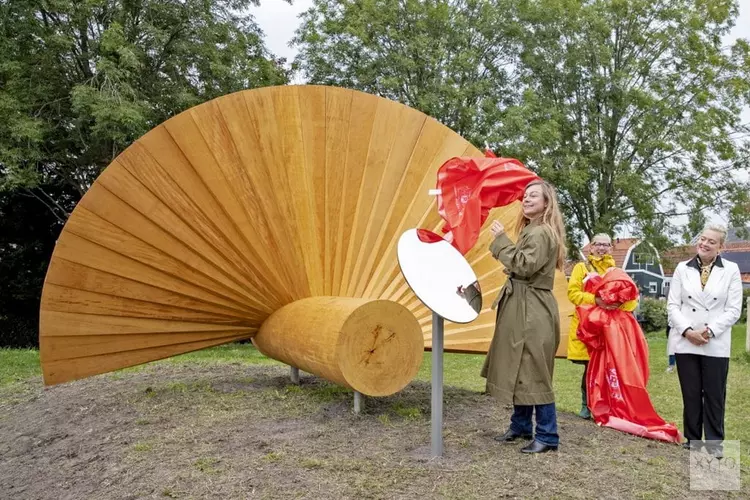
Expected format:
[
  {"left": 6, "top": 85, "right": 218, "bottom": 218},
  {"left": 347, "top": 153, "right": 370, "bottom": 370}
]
[
  {"left": 253, "top": 0, "right": 313, "bottom": 83},
  {"left": 252, "top": 0, "right": 750, "bottom": 235}
]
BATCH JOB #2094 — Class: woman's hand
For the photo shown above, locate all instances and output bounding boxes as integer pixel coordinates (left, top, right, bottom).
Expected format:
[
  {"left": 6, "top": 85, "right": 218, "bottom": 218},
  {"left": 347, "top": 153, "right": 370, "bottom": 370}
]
[
  {"left": 490, "top": 220, "right": 505, "bottom": 238},
  {"left": 685, "top": 328, "right": 709, "bottom": 346},
  {"left": 595, "top": 297, "right": 618, "bottom": 310}
]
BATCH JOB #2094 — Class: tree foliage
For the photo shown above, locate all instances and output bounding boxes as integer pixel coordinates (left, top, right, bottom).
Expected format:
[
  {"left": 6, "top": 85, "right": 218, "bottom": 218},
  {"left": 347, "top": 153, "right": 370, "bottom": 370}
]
[
  {"left": 1, "top": 0, "right": 288, "bottom": 205},
  {"left": 638, "top": 297, "right": 668, "bottom": 332},
  {"left": 0, "top": 182, "right": 78, "bottom": 347},
  {"left": 498, "top": 0, "right": 750, "bottom": 246},
  {"left": 682, "top": 207, "right": 707, "bottom": 244}
]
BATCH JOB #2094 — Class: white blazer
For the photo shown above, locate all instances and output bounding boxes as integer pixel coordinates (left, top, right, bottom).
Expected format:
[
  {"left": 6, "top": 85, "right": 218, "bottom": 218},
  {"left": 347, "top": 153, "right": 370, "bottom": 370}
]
[{"left": 667, "top": 255, "right": 743, "bottom": 358}]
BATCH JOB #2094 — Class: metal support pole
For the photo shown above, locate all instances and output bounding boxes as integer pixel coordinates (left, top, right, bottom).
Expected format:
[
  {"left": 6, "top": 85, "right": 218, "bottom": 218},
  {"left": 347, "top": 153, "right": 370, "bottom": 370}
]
[
  {"left": 290, "top": 366, "right": 300, "bottom": 384},
  {"left": 354, "top": 391, "right": 364, "bottom": 414},
  {"left": 431, "top": 312, "right": 444, "bottom": 457}
]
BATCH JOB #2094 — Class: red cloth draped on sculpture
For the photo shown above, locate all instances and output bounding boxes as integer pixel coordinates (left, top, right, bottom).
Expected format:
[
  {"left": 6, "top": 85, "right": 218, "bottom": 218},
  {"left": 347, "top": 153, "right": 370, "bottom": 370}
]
[
  {"left": 435, "top": 154, "right": 539, "bottom": 255},
  {"left": 576, "top": 269, "right": 682, "bottom": 444}
]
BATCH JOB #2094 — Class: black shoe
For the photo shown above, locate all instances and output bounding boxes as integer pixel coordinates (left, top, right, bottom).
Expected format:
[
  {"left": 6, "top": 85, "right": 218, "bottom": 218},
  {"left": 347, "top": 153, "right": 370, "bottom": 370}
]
[
  {"left": 705, "top": 444, "right": 723, "bottom": 459},
  {"left": 520, "top": 440, "right": 558, "bottom": 453},
  {"left": 494, "top": 429, "right": 532, "bottom": 443},
  {"left": 683, "top": 441, "right": 704, "bottom": 451}
]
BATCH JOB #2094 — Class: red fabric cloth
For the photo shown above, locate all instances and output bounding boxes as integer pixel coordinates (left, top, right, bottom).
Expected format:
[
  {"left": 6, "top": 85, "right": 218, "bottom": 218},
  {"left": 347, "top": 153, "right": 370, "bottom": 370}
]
[
  {"left": 577, "top": 269, "right": 682, "bottom": 444},
  {"left": 416, "top": 229, "right": 445, "bottom": 244},
  {"left": 436, "top": 154, "right": 539, "bottom": 254}
]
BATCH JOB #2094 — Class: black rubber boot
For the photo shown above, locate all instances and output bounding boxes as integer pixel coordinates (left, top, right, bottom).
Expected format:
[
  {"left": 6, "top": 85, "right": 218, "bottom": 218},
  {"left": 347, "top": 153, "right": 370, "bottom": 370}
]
[{"left": 578, "top": 388, "right": 591, "bottom": 419}]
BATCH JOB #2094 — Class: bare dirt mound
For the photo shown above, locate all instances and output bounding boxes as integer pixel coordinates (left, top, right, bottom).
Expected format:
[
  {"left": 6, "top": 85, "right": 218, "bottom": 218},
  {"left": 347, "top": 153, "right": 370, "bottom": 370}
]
[{"left": 0, "top": 363, "right": 742, "bottom": 499}]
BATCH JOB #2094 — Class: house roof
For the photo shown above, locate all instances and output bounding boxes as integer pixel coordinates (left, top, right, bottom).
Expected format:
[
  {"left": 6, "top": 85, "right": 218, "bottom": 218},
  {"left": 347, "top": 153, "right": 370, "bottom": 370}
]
[
  {"left": 689, "top": 226, "right": 750, "bottom": 245},
  {"left": 725, "top": 242, "right": 750, "bottom": 251},
  {"left": 661, "top": 243, "right": 750, "bottom": 276},
  {"left": 661, "top": 245, "right": 694, "bottom": 276},
  {"left": 723, "top": 250, "right": 750, "bottom": 274},
  {"left": 725, "top": 227, "right": 750, "bottom": 243}
]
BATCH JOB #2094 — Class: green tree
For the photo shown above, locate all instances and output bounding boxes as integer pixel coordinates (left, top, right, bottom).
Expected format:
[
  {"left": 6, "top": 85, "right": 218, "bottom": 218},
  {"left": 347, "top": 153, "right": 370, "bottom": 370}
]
[
  {"left": 0, "top": 0, "right": 288, "bottom": 210},
  {"left": 682, "top": 207, "right": 707, "bottom": 244},
  {"left": 638, "top": 297, "right": 668, "bottom": 332},
  {"left": 293, "top": 0, "right": 515, "bottom": 143},
  {"left": 495, "top": 0, "right": 750, "bottom": 246},
  {"left": 0, "top": 180, "right": 78, "bottom": 347}
]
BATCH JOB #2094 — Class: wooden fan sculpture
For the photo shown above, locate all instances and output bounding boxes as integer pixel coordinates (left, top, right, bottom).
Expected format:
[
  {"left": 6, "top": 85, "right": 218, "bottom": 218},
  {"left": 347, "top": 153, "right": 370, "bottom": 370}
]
[{"left": 39, "top": 85, "right": 573, "bottom": 395}]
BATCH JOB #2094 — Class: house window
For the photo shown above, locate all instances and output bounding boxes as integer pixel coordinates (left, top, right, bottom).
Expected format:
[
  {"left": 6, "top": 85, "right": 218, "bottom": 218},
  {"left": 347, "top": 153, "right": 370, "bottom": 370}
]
[
  {"left": 634, "top": 252, "right": 654, "bottom": 266},
  {"left": 649, "top": 282, "right": 658, "bottom": 294}
]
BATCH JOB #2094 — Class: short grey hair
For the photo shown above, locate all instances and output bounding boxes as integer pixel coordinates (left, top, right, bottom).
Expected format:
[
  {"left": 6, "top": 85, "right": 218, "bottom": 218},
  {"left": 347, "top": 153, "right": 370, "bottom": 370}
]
[
  {"left": 701, "top": 224, "right": 728, "bottom": 245},
  {"left": 591, "top": 233, "right": 612, "bottom": 244}
]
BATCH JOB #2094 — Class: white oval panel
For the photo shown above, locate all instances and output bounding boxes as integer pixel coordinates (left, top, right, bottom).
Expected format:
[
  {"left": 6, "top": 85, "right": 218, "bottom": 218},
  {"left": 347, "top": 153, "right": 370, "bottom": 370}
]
[{"left": 397, "top": 228, "right": 481, "bottom": 324}]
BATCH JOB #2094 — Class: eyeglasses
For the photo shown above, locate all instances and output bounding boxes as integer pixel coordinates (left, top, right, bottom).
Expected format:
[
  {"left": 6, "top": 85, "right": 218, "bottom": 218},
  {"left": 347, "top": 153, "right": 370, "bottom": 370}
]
[{"left": 592, "top": 243, "right": 612, "bottom": 247}]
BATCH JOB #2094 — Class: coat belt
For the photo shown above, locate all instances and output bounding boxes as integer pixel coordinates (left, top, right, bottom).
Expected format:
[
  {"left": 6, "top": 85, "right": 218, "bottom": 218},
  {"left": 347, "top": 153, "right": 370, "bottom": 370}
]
[{"left": 492, "top": 277, "right": 553, "bottom": 310}]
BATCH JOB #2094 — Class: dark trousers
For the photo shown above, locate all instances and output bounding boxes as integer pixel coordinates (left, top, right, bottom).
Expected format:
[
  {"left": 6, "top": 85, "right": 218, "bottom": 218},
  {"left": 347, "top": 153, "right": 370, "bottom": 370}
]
[
  {"left": 581, "top": 361, "right": 588, "bottom": 393},
  {"left": 509, "top": 403, "right": 559, "bottom": 446},
  {"left": 571, "top": 359, "right": 589, "bottom": 395},
  {"left": 675, "top": 354, "right": 729, "bottom": 443}
]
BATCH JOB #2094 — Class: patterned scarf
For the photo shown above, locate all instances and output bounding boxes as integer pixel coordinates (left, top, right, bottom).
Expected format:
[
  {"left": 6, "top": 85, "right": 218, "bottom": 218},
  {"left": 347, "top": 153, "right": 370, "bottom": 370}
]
[{"left": 698, "top": 256, "right": 715, "bottom": 290}]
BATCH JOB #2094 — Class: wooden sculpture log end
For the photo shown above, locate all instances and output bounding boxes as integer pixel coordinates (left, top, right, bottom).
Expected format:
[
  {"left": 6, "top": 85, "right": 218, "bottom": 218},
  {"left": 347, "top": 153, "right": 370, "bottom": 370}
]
[{"left": 254, "top": 297, "right": 422, "bottom": 397}]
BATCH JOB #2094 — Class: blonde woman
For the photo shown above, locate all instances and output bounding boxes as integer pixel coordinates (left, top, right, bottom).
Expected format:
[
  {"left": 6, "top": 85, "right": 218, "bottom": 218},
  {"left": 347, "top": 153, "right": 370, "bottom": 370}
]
[
  {"left": 566, "top": 234, "right": 638, "bottom": 418},
  {"left": 481, "top": 180, "right": 567, "bottom": 454},
  {"left": 668, "top": 224, "right": 743, "bottom": 455}
]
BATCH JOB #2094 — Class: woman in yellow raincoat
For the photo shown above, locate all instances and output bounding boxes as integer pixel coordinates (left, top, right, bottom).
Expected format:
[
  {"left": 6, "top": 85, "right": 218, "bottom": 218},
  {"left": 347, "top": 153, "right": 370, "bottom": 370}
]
[{"left": 567, "top": 233, "right": 638, "bottom": 419}]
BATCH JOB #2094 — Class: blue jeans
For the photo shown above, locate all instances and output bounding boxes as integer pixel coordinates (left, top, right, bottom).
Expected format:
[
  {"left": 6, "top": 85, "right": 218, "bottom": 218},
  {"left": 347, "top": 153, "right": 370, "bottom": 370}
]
[
  {"left": 668, "top": 354, "right": 676, "bottom": 366},
  {"left": 510, "top": 403, "right": 559, "bottom": 446}
]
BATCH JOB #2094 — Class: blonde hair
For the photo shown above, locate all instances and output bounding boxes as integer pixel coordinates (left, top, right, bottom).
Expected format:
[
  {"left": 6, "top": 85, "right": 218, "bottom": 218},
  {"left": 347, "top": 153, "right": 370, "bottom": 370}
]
[
  {"left": 701, "top": 224, "right": 728, "bottom": 246},
  {"left": 514, "top": 180, "right": 567, "bottom": 271},
  {"left": 591, "top": 233, "right": 612, "bottom": 244}
]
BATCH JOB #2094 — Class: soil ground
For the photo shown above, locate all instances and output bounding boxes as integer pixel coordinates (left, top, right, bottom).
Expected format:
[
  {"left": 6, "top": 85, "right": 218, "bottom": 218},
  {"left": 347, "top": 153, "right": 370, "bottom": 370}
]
[{"left": 1, "top": 363, "right": 747, "bottom": 499}]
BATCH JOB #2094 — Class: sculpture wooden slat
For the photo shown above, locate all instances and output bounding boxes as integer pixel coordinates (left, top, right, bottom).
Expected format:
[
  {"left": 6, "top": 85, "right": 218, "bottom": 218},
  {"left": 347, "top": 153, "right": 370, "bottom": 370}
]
[
  {"left": 210, "top": 93, "right": 299, "bottom": 302},
  {"left": 77, "top": 183, "right": 262, "bottom": 307},
  {"left": 40, "top": 85, "right": 572, "bottom": 390},
  {"left": 64, "top": 208, "right": 264, "bottom": 312},
  {"left": 41, "top": 311, "right": 254, "bottom": 337},
  {"left": 45, "top": 259, "right": 254, "bottom": 320},
  {"left": 322, "top": 88, "right": 353, "bottom": 296},
  {"left": 41, "top": 336, "right": 250, "bottom": 384},
  {"left": 41, "top": 331, "right": 252, "bottom": 361},
  {"left": 51, "top": 232, "right": 259, "bottom": 316}
]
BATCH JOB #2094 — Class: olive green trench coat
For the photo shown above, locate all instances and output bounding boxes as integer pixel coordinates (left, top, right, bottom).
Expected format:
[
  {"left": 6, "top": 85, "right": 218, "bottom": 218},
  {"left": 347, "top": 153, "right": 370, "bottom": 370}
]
[{"left": 480, "top": 221, "right": 561, "bottom": 405}]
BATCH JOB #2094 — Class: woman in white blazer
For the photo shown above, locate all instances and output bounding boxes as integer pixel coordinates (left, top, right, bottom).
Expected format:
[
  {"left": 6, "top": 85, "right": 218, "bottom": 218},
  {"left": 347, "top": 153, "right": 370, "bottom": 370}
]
[{"left": 667, "top": 224, "right": 743, "bottom": 453}]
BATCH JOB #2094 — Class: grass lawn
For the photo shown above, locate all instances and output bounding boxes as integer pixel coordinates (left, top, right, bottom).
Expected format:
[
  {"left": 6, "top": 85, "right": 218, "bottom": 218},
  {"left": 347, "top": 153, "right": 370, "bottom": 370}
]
[
  {"left": 3, "top": 324, "right": 749, "bottom": 456},
  {"left": 0, "top": 348, "right": 42, "bottom": 385},
  {"left": 416, "top": 324, "right": 750, "bottom": 454}
]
